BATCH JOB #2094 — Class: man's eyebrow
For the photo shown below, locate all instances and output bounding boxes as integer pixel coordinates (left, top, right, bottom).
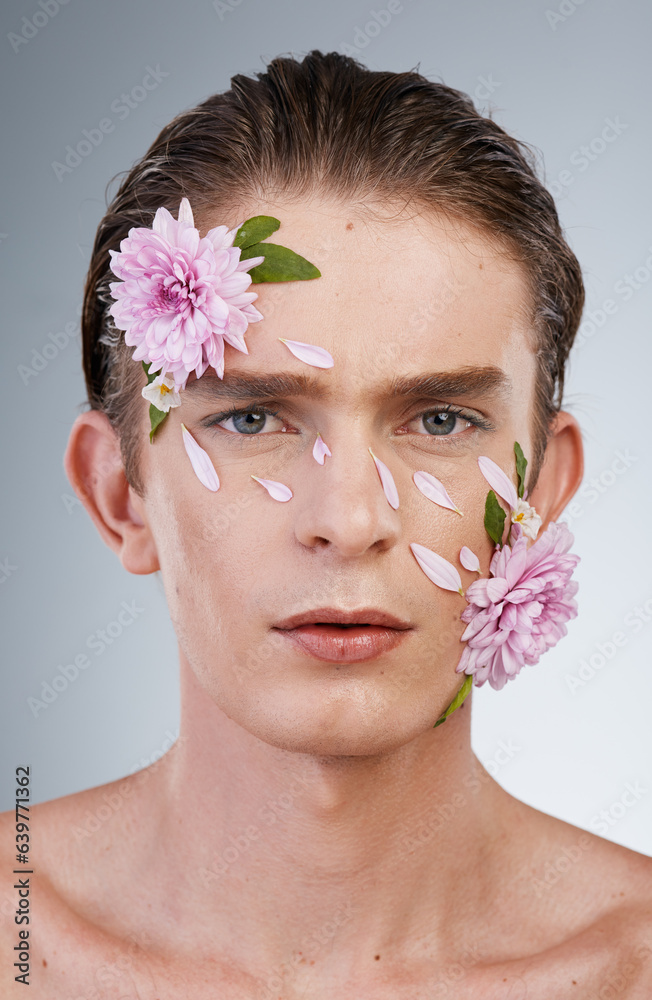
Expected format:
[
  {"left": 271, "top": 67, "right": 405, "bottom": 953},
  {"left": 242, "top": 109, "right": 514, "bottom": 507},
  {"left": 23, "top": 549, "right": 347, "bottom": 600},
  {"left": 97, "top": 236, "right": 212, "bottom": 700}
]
[
  {"left": 183, "top": 366, "right": 510, "bottom": 402},
  {"left": 184, "top": 371, "right": 328, "bottom": 401},
  {"left": 389, "top": 366, "right": 510, "bottom": 399}
]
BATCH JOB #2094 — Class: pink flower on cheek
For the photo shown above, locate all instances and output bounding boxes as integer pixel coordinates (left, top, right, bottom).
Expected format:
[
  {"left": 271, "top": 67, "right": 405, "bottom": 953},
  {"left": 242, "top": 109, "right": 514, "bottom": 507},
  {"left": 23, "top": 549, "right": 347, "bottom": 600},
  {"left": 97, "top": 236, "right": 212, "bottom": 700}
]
[{"left": 457, "top": 521, "right": 580, "bottom": 690}]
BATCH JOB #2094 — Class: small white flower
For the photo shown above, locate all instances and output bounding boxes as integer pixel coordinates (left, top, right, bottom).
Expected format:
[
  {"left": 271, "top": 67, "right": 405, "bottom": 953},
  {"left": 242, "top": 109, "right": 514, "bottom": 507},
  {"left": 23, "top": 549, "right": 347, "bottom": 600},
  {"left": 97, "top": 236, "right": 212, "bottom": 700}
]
[
  {"left": 142, "top": 372, "right": 181, "bottom": 412},
  {"left": 511, "top": 498, "right": 542, "bottom": 540}
]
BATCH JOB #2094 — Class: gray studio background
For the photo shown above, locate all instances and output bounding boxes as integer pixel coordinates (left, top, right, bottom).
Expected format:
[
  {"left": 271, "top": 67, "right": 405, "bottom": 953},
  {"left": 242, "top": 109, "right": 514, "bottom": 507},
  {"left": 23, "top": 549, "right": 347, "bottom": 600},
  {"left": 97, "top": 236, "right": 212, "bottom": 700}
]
[{"left": 2, "top": 0, "right": 651, "bottom": 855}]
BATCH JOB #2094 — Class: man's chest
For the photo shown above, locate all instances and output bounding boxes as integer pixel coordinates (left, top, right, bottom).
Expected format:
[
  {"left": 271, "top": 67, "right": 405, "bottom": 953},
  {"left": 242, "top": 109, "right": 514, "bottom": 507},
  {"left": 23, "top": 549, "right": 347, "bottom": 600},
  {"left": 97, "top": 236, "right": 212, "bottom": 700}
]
[
  {"left": 25, "top": 946, "right": 652, "bottom": 1000},
  {"left": 23, "top": 905, "right": 652, "bottom": 1000}
]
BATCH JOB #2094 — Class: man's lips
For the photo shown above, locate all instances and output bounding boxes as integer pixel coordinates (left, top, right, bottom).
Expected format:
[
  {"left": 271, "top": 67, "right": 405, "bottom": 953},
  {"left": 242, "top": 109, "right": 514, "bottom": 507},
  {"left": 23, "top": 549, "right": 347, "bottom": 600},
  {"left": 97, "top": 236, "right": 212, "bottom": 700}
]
[
  {"left": 277, "top": 623, "right": 411, "bottom": 662},
  {"left": 272, "top": 607, "right": 413, "bottom": 663},
  {"left": 273, "top": 606, "right": 413, "bottom": 630}
]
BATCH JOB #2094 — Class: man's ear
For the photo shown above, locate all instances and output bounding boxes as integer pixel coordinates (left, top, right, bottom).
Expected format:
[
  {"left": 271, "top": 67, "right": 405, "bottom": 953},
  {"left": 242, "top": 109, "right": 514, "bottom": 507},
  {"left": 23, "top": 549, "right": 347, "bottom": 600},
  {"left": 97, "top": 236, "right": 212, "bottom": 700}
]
[
  {"left": 527, "top": 410, "right": 584, "bottom": 526},
  {"left": 63, "top": 410, "right": 160, "bottom": 575}
]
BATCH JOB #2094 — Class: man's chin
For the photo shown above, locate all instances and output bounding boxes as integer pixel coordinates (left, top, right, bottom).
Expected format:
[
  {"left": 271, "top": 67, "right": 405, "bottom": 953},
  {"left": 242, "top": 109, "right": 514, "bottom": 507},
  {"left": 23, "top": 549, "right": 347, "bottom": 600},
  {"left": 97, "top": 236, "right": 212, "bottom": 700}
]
[{"left": 219, "top": 692, "right": 447, "bottom": 758}]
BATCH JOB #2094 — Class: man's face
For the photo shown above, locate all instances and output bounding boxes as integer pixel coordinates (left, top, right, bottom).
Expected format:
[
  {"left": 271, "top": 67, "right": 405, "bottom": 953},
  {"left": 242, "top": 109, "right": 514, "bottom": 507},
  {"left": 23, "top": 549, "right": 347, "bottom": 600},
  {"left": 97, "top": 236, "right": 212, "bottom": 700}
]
[{"left": 138, "top": 199, "right": 538, "bottom": 755}]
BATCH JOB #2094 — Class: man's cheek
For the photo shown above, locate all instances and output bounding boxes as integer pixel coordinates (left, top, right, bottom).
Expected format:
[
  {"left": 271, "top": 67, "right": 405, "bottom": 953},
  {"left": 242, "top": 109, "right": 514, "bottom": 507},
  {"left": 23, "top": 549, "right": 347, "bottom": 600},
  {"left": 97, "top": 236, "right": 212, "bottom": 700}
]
[
  {"left": 412, "top": 486, "right": 496, "bottom": 572},
  {"left": 188, "top": 489, "right": 256, "bottom": 545},
  {"left": 230, "top": 629, "right": 288, "bottom": 687}
]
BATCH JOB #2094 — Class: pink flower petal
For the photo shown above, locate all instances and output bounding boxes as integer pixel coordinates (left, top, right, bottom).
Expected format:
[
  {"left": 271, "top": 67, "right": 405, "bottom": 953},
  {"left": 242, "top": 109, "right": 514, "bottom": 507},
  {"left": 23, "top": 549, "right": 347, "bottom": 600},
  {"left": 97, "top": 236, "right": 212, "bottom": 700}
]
[
  {"left": 312, "top": 433, "right": 332, "bottom": 465},
  {"left": 180, "top": 423, "right": 220, "bottom": 492},
  {"left": 478, "top": 455, "right": 518, "bottom": 510},
  {"left": 463, "top": 579, "right": 491, "bottom": 609},
  {"left": 251, "top": 475, "right": 293, "bottom": 502},
  {"left": 108, "top": 198, "right": 264, "bottom": 394},
  {"left": 369, "top": 448, "right": 399, "bottom": 509},
  {"left": 178, "top": 198, "right": 194, "bottom": 224},
  {"left": 413, "top": 470, "right": 462, "bottom": 515},
  {"left": 460, "top": 546, "right": 481, "bottom": 573},
  {"left": 410, "top": 542, "right": 464, "bottom": 595},
  {"left": 278, "top": 338, "right": 334, "bottom": 368},
  {"left": 486, "top": 578, "right": 510, "bottom": 603}
]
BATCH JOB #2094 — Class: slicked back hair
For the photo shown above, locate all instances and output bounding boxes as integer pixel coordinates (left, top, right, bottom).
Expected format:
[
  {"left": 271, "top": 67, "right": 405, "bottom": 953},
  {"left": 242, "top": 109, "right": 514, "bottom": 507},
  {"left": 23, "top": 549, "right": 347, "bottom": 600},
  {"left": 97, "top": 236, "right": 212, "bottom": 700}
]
[{"left": 81, "top": 49, "right": 584, "bottom": 495}]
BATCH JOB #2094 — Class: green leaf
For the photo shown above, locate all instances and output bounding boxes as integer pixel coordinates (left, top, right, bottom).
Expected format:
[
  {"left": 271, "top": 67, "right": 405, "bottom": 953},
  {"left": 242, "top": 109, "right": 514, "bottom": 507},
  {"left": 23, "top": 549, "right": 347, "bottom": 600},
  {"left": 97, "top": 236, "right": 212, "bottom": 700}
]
[
  {"left": 514, "top": 441, "right": 527, "bottom": 499},
  {"left": 142, "top": 360, "right": 158, "bottom": 384},
  {"left": 142, "top": 362, "right": 169, "bottom": 442},
  {"left": 233, "top": 216, "right": 280, "bottom": 249},
  {"left": 240, "top": 242, "right": 321, "bottom": 282},
  {"left": 433, "top": 674, "right": 473, "bottom": 728},
  {"left": 484, "top": 490, "right": 506, "bottom": 548},
  {"left": 149, "top": 404, "right": 168, "bottom": 442}
]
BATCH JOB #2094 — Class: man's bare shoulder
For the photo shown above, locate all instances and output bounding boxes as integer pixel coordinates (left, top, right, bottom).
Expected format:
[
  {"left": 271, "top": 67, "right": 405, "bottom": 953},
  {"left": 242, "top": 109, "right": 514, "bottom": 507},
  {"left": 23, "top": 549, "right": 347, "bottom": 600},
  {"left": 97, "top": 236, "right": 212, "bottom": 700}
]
[
  {"left": 0, "top": 760, "right": 166, "bottom": 884},
  {"left": 513, "top": 793, "right": 652, "bottom": 904},
  {"left": 0, "top": 735, "right": 187, "bottom": 885},
  {"left": 0, "top": 767, "right": 168, "bottom": 998},
  {"left": 488, "top": 793, "right": 652, "bottom": 993},
  {"left": 1, "top": 774, "right": 651, "bottom": 998},
  {"left": 0, "top": 760, "right": 174, "bottom": 922}
]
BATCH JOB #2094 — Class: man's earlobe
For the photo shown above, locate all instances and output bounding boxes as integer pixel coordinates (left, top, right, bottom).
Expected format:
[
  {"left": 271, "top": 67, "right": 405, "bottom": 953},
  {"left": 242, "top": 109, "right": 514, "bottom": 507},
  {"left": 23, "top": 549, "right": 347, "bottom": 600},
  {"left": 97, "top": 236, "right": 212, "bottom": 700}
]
[
  {"left": 63, "top": 410, "right": 160, "bottom": 575},
  {"left": 528, "top": 411, "right": 584, "bottom": 527}
]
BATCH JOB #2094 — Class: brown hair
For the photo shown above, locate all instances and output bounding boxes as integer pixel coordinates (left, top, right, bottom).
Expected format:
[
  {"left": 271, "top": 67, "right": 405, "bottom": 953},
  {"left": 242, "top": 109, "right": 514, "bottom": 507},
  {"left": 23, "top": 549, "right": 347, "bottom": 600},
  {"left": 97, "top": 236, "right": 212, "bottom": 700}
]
[{"left": 82, "top": 48, "right": 584, "bottom": 495}]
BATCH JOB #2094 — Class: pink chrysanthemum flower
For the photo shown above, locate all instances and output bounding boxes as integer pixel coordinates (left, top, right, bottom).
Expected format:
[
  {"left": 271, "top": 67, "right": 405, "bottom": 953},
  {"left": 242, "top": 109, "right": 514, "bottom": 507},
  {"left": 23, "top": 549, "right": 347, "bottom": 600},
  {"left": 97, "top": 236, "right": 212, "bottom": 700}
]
[
  {"left": 457, "top": 521, "right": 579, "bottom": 691},
  {"left": 108, "top": 198, "right": 264, "bottom": 389}
]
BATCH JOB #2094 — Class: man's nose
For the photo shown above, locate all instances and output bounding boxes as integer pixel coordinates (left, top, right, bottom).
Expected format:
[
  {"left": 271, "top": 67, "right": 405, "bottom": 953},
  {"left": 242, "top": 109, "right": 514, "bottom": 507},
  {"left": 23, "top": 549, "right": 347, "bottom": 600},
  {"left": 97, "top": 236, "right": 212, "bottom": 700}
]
[{"left": 292, "top": 432, "right": 402, "bottom": 558}]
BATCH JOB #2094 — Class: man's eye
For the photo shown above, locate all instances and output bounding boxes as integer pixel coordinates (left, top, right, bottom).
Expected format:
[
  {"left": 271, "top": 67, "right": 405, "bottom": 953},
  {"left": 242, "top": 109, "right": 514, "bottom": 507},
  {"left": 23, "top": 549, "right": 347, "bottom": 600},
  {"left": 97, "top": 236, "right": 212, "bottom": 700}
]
[
  {"left": 210, "top": 407, "right": 286, "bottom": 435},
  {"left": 409, "top": 408, "right": 474, "bottom": 437}
]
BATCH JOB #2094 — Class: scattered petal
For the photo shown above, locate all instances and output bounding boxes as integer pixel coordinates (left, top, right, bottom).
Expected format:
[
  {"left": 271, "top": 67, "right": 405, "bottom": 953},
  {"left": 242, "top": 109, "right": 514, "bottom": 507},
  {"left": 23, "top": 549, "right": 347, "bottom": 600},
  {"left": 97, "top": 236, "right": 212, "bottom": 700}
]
[
  {"left": 478, "top": 456, "right": 518, "bottom": 510},
  {"left": 369, "top": 448, "right": 399, "bottom": 509},
  {"left": 180, "top": 423, "right": 220, "bottom": 492},
  {"left": 251, "top": 475, "right": 293, "bottom": 502},
  {"left": 413, "top": 470, "right": 462, "bottom": 515},
  {"left": 278, "top": 338, "right": 334, "bottom": 368},
  {"left": 313, "top": 433, "right": 332, "bottom": 465},
  {"left": 460, "top": 546, "right": 481, "bottom": 573},
  {"left": 410, "top": 542, "right": 464, "bottom": 596}
]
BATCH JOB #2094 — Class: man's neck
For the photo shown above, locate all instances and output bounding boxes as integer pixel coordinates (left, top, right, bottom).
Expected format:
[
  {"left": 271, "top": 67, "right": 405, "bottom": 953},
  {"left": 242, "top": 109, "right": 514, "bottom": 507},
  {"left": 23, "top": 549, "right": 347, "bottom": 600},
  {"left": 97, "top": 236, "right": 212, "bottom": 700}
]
[{"left": 135, "top": 656, "right": 513, "bottom": 985}]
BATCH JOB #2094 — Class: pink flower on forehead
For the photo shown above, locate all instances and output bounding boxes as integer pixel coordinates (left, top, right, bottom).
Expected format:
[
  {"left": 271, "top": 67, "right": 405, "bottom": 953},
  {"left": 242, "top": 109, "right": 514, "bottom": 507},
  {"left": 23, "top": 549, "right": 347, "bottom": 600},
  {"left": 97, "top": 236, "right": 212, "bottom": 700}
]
[
  {"left": 457, "top": 521, "right": 580, "bottom": 691},
  {"left": 108, "top": 198, "right": 265, "bottom": 389}
]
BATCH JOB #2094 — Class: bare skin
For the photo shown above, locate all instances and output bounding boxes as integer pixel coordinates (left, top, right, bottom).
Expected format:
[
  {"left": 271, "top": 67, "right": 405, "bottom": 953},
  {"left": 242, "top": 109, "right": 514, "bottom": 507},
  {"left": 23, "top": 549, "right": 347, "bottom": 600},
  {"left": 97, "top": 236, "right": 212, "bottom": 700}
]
[{"left": 2, "top": 199, "right": 651, "bottom": 998}]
